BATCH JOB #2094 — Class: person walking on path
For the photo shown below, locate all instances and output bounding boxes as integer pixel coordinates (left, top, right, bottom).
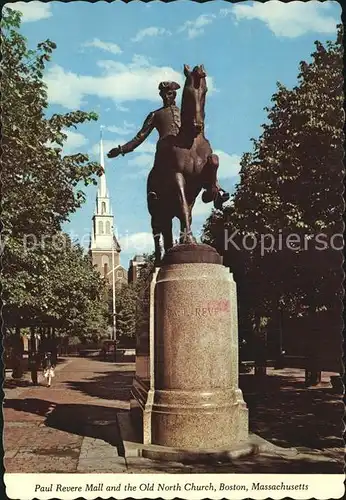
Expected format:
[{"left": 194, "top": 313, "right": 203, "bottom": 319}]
[
  {"left": 42, "top": 352, "right": 55, "bottom": 387},
  {"left": 28, "top": 350, "right": 41, "bottom": 385}
]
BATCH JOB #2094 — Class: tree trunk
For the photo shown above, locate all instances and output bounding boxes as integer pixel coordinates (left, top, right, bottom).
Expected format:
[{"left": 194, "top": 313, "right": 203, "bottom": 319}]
[
  {"left": 274, "top": 305, "right": 285, "bottom": 369},
  {"left": 305, "top": 332, "right": 321, "bottom": 386},
  {"left": 12, "top": 326, "right": 23, "bottom": 378},
  {"left": 254, "top": 314, "right": 267, "bottom": 376}
]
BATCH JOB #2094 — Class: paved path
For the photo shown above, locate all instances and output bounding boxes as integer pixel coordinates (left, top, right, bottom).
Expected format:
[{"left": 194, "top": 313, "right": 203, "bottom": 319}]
[
  {"left": 4, "top": 357, "right": 133, "bottom": 473},
  {"left": 3, "top": 357, "right": 344, "bottom": 473}
]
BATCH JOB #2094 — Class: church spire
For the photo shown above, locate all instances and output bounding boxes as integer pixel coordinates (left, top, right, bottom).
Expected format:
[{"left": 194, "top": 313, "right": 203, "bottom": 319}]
[{"left": 98, "top": 126, "right": 107, "bottom": 198}]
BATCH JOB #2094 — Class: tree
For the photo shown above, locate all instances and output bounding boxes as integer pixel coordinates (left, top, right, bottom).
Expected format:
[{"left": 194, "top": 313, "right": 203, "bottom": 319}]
[
  {"left": 1, "top": 8, "right": 106, "bottom": 339},
  {"left": 43, "top": 236, "right": 108, "bottom": 337},
  {"left": 3, "top": 234, "right": 108, "bottom": 337},
  {"left": 1, "top": 8, "right": 102, "bottom": 237},
  {"left": 203, "top": 28, "right": 344, "bottom": 374},
  {"left": 134, "top": 253, "right": 155, "bottom": 338},
  {"left": 107, "top": 254, "right": 156, "bottom": 347},
  {"left": 113, "top": 284, "right": 137, "bottom": 346}
]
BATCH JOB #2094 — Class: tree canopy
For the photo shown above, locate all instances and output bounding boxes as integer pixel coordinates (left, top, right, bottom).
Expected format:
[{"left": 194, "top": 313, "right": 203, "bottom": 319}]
[
  {"left": 203, "top": 27, "right": 343, "bottom": 366},
  {"left": 2, "top": 7, "right": 107, "bottom": 337}
]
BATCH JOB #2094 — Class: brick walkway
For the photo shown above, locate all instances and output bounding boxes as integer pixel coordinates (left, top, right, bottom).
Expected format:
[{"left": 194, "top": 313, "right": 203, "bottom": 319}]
[
  {"left": 3, "top": 357, "right": 344, "bottom": 474},
  {"left": 4, "top": 357, "right": 132, "bottom": 473}
]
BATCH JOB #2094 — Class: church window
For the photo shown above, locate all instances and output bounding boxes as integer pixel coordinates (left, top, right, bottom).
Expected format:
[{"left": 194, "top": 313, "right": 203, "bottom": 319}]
[
  {"left": 105, "top": 221, "right": 111, "bottom": 234},
  {"left": 101, "top": 201, "right": 106, "bottom": 214},
  {"left": 104, "top": 263, "right": 108, "bottom": 277},
  {"left": 102, "top": 255, "right": 109, "bottom": 267},
  {"left": 98, "top": 221, "right": 104, "bottom": 234}
]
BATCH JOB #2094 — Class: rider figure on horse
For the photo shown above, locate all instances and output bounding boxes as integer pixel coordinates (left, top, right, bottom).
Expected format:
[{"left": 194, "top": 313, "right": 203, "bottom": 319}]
[{"left": 107, "top": 81, "right": 229, "bottom": 210}]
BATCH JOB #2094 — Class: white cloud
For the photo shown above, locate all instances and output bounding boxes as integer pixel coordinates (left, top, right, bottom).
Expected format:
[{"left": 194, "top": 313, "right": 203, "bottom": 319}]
[
  {"left": 219, "top": 8, "right": 232, "bottom": 19},
  {"left": 227, "top": 1, "right": 338, "bottom": 38},
  {"left": 96, "top": 54, "right": 151, "bottom": 73},
  {"left": 90, "top": 139, "right": 122, "bottom": 158},
  {"left": 192, "top": 193, "right": 214, "bottom": 217},
  {"left": 46, "top": 129, "right": 88, "bottom": 154},
  {"left": 43, "top": 66, "right": 85, "bottom": 109},
  {"left": 5, "top": 1, "right": 52, "bottom": 22},
  {"left": 119, "top": 231, "right": 154, "bottom": 254},
  {"left": 135, "top": 141, "right": 156, "bottom": 155},
  {"left": 123, "top": 140, "right": 156, "bottom": 179},
  {"left": 107, "top": 121, "right": 135, "bottom": 136},
  {"left": 43, "top": 55, "right": 184, "bottom": 109},
  {"left": 126, "top": 153, "right": 155, "bottom": 179},
  {"left": 124, "top": 140, "right": 157, "bottom": 177},
  {"left": 83, "top": 38, "right": 122, "bottom": 55},
  {"left": 115, "top": 103, "right": 130, "bottom": 113},
  {"left": 128, "top": 153, "right": 154, "bottom": 167},
  {"left": 178, "top": 14, "right": 216, "bottom": 39},
  {"left": 214, "top": 151, "right": 241, "bottom": 179},
  {"left": 62, "top": 130, "right": 88, "bottom": 154},
  {"left": 131, "top": 26, "right": 172, "bottom": 43},
  {"left": 89, "top": 137, "right": 156, "bottom": 179}
]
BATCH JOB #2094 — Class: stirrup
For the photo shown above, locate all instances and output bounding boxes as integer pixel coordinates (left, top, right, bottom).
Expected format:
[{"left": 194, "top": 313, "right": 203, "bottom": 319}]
[{"left": 202, "top": 187, "right": 218, "bottom": 204}]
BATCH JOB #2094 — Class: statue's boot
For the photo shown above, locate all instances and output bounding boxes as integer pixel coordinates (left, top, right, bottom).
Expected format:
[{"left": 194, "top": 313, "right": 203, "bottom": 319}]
[
  {"left": 202, "top": 186, "right": 230, "bottom": 208},
  {"left": 213, "top": 189, "right": 230, "bottom": 210}
]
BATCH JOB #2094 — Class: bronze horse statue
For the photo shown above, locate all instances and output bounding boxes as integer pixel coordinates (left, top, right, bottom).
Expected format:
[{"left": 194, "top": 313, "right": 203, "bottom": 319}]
[{"left": 147, "top": 64, "right": 224, "bottom": 264}]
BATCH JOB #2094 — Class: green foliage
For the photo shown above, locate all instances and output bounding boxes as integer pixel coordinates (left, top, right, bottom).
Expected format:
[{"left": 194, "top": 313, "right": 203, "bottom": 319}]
[
  {"left": 3, "top": 234, "right": 108, "bottom": 335},
  {"left": 203, "top": 28, "right": 343, "bottom": 348},
  {"left": 134, "top": 253, "right": 155, "bottom": 337},
  {"left": 1, "top": 8, "right": 107, "bottom": 337},
  {"left": 107, "top": 254, "right": 155, "bottom": 346},
  {"left": 1, "top": 7, "right": 101, "bottom": 240},
  {"left": 112, "top": 283, "right": 137, "bottom": 345}
]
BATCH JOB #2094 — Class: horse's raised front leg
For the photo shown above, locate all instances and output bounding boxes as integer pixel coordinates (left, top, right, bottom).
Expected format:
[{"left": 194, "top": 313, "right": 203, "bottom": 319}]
[
  {"left": 202, "top": 154, "right": 230, "bottom": 209},
  {"left": 175, "top": 173, "right": 194, "bottom": 244},
  {"left": 202, "top": 154, "right": 220, "bottom": 203}
]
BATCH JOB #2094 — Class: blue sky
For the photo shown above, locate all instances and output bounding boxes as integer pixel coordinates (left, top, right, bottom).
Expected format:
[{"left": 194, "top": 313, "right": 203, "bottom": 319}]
[{"left": 7, "top": 0, "right": 341, "bottom": 267}]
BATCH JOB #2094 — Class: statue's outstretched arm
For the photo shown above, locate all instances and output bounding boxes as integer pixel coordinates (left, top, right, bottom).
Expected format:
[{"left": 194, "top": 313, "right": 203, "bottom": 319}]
[{"left": 108, "top": 113, "right": 155, "bottom": 158}]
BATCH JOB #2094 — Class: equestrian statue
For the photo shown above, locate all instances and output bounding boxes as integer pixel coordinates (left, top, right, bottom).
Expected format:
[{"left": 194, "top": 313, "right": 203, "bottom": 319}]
[{"left": 108, "top": 64, "right": 229, "bottom": 265}]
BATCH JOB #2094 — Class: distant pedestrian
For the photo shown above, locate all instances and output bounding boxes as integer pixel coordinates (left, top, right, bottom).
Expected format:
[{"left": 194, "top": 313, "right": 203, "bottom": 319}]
[
  {"left": 28, "top": 350, "right": 40, "bottom": 385},
  {"left": 42, "top": 352, "right": 55, "bottom": 387}
]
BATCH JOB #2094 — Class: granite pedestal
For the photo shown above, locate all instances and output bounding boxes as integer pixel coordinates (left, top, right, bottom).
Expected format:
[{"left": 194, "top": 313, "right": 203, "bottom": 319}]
[{"left": 131, "top": 243, "right": 248, "bottom": 450}]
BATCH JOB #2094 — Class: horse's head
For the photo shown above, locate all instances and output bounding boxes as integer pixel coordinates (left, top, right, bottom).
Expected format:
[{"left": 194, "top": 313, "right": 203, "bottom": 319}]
[{"left": 181, "top": 64, "right": 208, "bottom": 135}]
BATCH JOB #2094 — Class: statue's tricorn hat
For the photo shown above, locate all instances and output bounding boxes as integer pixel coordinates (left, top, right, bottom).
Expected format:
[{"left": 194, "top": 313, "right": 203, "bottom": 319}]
[{"left": 158, "top": 81, "right": 181, "bottom": 92}]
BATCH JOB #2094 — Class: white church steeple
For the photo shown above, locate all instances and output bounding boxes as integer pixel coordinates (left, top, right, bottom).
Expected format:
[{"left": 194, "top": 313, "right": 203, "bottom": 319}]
[
  {"left": 90, "top": 129, "right": 118, "bottom": 251},
  {"left": 89, "top": 127, "right": 127, "bottom": 288},
  {"left": 98, "top": 128, "right": 108, "bottom": 199}
]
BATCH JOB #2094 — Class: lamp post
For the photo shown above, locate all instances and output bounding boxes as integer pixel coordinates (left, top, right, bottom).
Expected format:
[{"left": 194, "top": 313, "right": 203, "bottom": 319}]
[
  {"left": 108, "top": 231, "right": 122, "bottom": 360},
  {"left": 111, "top": 237, "right": 117, "bottom": 343}
]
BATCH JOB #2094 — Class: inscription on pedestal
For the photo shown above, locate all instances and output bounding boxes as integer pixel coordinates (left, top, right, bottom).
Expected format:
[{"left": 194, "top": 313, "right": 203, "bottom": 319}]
[
  {"left": 195, "top": 299, "right": 230, "bottom": 317},
  {"left": 167, "top": 300, "right": 231, "bottom": 318},
  {"left": 167, "top": 300, "right": 231, "bottom": 319}
]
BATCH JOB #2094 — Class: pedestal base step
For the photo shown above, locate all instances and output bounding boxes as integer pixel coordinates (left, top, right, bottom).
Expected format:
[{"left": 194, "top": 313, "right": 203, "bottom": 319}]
[
  {"left": 117, "top": 412, "right": 297, "bottom": 464},
  {"left": 140, "top": 434, "right": 298, "bottom": 464}
]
